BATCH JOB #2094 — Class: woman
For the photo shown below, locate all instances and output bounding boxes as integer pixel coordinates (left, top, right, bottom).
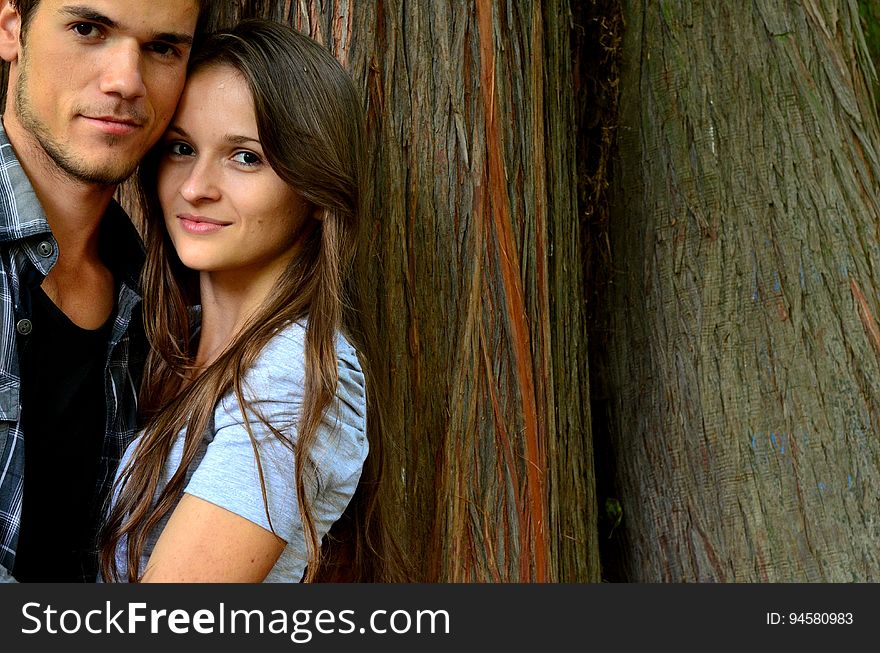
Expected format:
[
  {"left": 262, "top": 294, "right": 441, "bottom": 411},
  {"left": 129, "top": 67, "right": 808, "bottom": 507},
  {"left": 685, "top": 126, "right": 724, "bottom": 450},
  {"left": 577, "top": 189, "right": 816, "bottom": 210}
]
[{"left": 100, "top": 19, "right": 403, "bottom": 583}]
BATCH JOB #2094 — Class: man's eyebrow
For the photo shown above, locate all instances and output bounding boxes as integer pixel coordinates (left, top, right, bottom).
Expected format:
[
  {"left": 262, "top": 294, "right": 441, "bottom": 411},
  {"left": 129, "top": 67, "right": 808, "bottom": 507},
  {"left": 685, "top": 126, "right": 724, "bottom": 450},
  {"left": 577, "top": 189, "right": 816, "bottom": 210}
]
[
  {"left": 59, "top": 6, "right": 116, "bottom": 28},
  {"left": 59, "top": 6, "right": 194, "bottom": 46},
  {"left": 152, "top": 32, "right": 194, "bottom": 47}
]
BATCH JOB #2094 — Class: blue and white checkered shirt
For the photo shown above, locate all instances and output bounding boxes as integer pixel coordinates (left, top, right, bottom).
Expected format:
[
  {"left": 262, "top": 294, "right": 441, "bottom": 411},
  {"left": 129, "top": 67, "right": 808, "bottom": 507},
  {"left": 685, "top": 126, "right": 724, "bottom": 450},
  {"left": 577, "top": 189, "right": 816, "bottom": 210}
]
[{"left": 0, "top": 123, "right": 146, "bottom": 573}]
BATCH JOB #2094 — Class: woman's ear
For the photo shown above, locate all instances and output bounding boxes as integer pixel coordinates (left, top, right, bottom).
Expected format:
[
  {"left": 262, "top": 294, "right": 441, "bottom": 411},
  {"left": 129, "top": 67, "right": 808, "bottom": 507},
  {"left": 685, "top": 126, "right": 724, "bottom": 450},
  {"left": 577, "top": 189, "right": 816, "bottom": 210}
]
[{"left": 0, "top": 2, "right": 22, "bottom": 65}]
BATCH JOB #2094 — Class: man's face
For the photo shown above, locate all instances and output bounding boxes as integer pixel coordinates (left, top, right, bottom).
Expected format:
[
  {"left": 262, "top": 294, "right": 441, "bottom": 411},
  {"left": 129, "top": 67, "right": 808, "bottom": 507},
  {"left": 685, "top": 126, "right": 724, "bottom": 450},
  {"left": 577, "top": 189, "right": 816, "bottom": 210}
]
[{"left": 4, "top": 0, "right": 200, "bottom": 185}]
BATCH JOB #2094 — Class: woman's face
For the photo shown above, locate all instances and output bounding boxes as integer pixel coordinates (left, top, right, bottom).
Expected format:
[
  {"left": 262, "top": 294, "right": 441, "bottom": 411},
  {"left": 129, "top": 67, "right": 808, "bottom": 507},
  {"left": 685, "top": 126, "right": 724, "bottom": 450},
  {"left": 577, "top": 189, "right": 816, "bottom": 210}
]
[{"left": 157, "top": 64, "right": 311, "bottom": 282}]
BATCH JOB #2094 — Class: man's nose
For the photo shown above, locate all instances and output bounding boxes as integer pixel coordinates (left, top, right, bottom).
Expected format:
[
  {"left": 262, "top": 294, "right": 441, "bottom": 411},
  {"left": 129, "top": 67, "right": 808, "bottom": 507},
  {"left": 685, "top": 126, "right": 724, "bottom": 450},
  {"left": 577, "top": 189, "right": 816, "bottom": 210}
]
[{"left": 98, "top": 40, "right": 147, "bottom": 100}]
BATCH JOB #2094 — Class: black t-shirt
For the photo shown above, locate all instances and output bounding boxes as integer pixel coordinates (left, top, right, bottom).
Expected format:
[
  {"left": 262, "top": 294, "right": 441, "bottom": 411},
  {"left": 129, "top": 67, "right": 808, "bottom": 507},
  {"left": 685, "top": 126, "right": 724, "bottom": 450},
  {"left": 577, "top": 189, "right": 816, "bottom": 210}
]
[{"left": 12, "top": 286, "right": 112, "bottom": 582}]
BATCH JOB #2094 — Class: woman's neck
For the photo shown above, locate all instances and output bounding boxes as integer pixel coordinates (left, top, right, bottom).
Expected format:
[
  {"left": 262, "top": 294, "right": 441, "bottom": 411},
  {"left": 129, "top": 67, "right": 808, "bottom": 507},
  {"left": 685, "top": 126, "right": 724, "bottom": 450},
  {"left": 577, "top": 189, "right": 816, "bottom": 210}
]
[{"left": 194, "top": 272, "right": 274, "bottom": 368}]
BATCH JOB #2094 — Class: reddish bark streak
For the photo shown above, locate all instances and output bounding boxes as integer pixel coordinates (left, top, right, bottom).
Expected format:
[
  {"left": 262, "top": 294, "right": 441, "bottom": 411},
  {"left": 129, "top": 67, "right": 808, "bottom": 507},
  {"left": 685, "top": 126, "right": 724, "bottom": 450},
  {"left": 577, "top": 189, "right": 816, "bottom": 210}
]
[
  {"left": 309, "top": 2, "right": 321, "bottom": 42},
  {"left": 476, "top": 0, "right": 547, "bottom": 582},
  {"left": 530, "top": 3, "right": 551, "bottom": 499},
  {"left": 331, "top": 2, "right": 351, "bottom": 67},
  {"left": 755, "top": 541, "right": 769, "bottom": 582},
  {"left": 691, "top": 516, "right": 726, "bottom": 581},
  {"left": 850, "top": 277, "right": 880, "bottom": 357},
  {"left": 481, "top": 318, "right": 524, "bottom": 532}
]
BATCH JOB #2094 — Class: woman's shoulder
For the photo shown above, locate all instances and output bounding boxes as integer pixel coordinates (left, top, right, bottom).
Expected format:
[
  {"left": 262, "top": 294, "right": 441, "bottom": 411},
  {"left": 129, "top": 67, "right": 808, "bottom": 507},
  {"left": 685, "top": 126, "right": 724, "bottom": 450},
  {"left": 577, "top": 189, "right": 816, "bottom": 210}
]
[
  {"left": 209, "top": 321, "right": 368, "bottom": 494},
  {"left": 247, "top": 322, "right": 308, "bottom": 388},
  {"left": 249, "top": 323, "right": 364, "bottom": 391},
  {"left": 218, "top": 322, "right": 367, "bottom": 433}
]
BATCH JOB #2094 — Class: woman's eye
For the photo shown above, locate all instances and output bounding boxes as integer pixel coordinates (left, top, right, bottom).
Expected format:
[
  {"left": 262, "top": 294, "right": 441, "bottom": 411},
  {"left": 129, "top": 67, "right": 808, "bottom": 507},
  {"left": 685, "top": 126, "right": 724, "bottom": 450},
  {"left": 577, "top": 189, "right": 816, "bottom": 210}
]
[
  {"left": 232, "top": 151, "right": 261, "bottom": 166},
  {"left": 168, "top": 142, "right": 194, "bottom": 157}
]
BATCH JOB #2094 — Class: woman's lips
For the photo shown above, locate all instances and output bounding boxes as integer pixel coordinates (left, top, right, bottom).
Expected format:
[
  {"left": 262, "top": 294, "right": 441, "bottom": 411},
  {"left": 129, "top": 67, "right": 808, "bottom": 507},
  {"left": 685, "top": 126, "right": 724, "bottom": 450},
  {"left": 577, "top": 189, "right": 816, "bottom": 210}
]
[{"left": 177, "top": 214, "right": 232, "bottom": 234}]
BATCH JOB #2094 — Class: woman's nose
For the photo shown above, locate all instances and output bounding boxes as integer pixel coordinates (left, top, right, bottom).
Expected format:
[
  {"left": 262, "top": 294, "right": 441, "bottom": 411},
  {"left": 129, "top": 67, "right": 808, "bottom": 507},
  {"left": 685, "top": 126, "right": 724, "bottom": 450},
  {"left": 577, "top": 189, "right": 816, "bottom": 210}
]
[{"left": 179, "top": 159, "right": 222, "bottom": 204}]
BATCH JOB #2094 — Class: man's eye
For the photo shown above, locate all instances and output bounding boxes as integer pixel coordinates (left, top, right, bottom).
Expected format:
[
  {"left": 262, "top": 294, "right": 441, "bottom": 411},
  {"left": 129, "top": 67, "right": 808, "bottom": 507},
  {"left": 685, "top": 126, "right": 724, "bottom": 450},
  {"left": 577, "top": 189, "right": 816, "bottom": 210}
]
[
  {"left": 148, "top": 42, "right": 179, "bottom": 58},
  {"left": 72, "top": 23, "right": 99, "bottom": 37}
]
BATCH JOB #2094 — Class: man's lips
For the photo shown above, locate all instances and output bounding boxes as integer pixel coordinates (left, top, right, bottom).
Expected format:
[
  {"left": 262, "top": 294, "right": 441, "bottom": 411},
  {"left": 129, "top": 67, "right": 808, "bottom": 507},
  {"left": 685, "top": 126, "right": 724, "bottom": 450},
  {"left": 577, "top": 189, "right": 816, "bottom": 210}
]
[
  {"left": 177, "top": 214, "right": 232, "bottom": 234},
  {"left": 80, "top": 115, "right": 144, "bottom": 136}
]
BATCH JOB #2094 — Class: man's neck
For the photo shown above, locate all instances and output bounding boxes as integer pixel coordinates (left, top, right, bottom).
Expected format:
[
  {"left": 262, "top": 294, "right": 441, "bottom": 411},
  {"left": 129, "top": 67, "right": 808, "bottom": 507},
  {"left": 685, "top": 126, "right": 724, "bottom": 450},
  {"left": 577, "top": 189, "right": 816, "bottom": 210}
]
[
  {"left": 2, "top": 113, "right": 117, "bottom": 255},
  {"left": 2, "top": 113, "right": 119, "bottom": 328}
]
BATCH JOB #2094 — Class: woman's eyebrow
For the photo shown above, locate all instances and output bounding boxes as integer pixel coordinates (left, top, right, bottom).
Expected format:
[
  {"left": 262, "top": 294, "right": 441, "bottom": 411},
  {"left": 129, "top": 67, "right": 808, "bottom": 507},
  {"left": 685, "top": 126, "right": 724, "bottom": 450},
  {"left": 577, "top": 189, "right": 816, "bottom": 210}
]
[
  {"left": 164, "top": 127, "right": 261, "bottom": 147},
  {"left": 224, "top": 134, "right": 262, "bottom": 147},
  {"left": 165, "top": 125, "right": 190, "bottom": 139}
]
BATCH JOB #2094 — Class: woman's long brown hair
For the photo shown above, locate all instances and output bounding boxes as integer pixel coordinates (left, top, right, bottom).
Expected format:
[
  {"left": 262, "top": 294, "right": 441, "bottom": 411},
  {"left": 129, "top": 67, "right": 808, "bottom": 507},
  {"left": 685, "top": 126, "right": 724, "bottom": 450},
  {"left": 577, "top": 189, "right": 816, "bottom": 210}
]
[{"left": 99, "top": 19, "right": 408, "bottom": 583}]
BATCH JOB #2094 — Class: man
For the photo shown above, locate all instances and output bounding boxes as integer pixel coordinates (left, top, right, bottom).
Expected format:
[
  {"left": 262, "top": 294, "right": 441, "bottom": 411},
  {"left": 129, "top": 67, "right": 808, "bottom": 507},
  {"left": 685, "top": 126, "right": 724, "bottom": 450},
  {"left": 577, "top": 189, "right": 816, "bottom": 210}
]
[{"left": 0, "top": 0, "right": 205, "bottom": 581}]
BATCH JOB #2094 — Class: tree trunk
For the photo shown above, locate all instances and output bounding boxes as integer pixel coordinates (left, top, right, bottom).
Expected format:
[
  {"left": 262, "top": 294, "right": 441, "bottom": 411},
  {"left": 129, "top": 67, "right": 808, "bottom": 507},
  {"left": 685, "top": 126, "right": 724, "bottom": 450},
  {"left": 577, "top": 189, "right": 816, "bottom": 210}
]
[
  {"left": 0, "top": 0, "right": 599, "bottom": 582},
  {"left": 217, "top": 1, "right": 601, "bottom": 581},
  {"left": 603, "top": 0, "right": 880, "bottom": 581}
]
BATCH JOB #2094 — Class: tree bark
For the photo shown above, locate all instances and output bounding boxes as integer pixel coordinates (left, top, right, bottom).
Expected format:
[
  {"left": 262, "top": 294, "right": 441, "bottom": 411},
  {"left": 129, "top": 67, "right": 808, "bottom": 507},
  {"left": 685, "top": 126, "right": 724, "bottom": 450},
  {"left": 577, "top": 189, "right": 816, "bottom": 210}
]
[
  {"left": 858, "top": 0, "right": 880, "bottom": 95},
  {"left": 213, "top": 1, "right": 601, "bottom": 581},
  {"left": 603, "top": 0, "right": 880, "bottom": 581},
  {"left": 0, "top": 0, "right": 599, "bottom": 582}
]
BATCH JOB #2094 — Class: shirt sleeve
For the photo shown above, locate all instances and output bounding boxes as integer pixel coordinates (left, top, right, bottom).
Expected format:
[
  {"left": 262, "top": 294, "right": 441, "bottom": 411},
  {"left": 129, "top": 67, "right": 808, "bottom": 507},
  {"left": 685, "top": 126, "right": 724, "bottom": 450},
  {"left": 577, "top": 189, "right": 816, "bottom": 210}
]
[{"left": 183, "top": 326, "right": 368, "bottom": 545}]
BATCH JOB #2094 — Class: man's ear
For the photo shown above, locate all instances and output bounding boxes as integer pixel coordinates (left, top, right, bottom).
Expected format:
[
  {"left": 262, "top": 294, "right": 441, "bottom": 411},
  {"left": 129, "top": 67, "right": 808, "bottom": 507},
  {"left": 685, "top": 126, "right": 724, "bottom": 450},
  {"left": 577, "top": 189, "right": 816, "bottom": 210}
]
[{"left": 0, "top": 2, "right": 22, "bottom": 65}]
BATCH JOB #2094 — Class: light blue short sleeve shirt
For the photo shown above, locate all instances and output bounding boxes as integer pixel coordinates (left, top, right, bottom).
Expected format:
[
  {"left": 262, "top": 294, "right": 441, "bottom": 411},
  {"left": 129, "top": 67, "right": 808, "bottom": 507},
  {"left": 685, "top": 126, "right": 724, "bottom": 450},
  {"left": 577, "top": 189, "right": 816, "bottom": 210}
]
[{"left": 113, "top": 323, "right": 368, "bottom": 582}]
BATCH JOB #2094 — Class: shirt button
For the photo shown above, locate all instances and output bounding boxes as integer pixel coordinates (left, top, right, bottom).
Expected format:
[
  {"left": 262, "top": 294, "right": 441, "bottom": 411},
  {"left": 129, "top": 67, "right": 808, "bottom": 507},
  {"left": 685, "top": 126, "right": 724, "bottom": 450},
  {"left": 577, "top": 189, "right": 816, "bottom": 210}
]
[
  {"left": 16, "top": 319, "right": 33, "bottom": 335},
  {"left": 37, "top": 241, "right": 54, "bottom": 257}
]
